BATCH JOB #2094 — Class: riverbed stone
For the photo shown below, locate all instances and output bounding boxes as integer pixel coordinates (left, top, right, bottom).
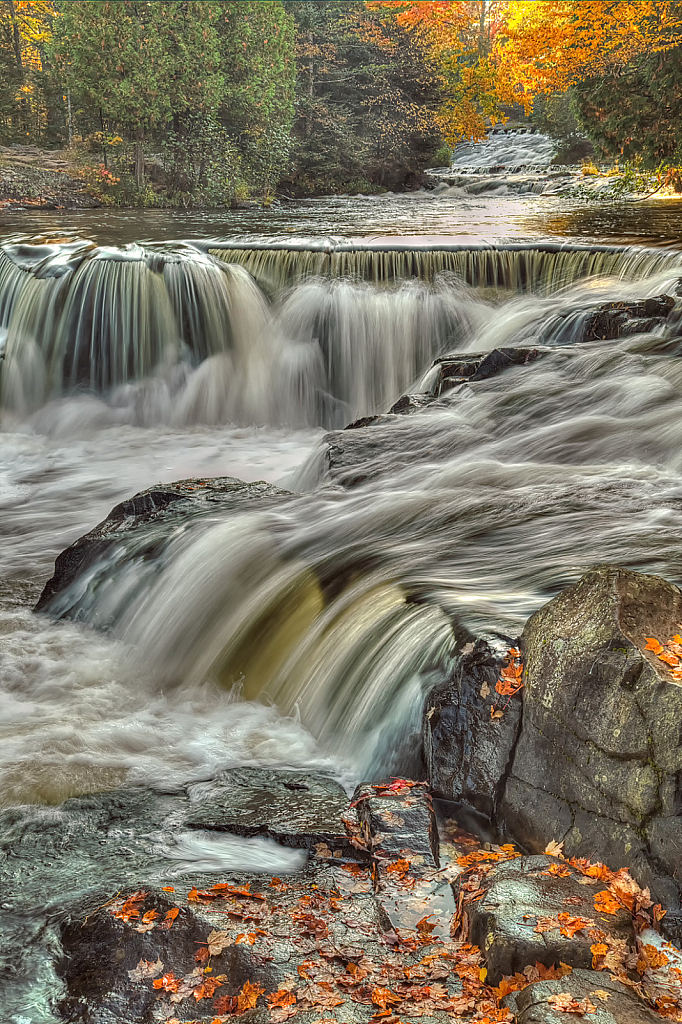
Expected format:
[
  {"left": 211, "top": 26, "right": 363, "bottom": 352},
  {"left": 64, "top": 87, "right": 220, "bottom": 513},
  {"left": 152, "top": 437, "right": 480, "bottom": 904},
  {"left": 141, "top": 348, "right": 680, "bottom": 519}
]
[
  {"left": 585, "top": 294, "right": 674, "bottom": 341},
  {"left": 186, "top": 767, "right": 359, "bottom": 855},
  {"left": 500, "top": 565, "right": 682, "bottom": 939},
  {"left": 461, "top": 854, "right": 635, "bottom": 985},
  {"left": 503, "top": 969, "right": 663, "bottom": 1024}
]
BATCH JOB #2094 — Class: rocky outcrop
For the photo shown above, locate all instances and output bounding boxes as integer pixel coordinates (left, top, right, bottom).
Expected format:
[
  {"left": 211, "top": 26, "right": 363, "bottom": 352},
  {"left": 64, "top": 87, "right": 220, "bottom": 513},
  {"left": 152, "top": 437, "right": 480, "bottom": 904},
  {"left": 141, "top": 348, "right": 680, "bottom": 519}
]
[
  {"left": 585, "top": 295, "right": 675, "bottom": 341},
  {"left": 502, "top": 565, "right": 682, "bottom": 936},
  {"left": 460, "top": 854, "right": 634, "bottom": 984},
  {"left": 503, "top": 970, "right": 663, "bottom": 1024},
  {"left": 35, "top": 476, "right": 291, "bottom": 620},
  {"left": 424, "top": 640, "right": 522, "bottom": 819},
  {"left": 424, "top": 564, "right": 682, "bottom": 943}
]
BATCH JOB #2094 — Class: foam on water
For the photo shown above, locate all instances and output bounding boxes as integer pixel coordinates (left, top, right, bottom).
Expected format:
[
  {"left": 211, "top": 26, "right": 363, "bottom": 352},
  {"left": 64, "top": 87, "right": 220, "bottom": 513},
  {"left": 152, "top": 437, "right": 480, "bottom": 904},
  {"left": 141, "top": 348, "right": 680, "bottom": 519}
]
[{"left": 3, "top": 238, "right": 682, "bottom": 809}]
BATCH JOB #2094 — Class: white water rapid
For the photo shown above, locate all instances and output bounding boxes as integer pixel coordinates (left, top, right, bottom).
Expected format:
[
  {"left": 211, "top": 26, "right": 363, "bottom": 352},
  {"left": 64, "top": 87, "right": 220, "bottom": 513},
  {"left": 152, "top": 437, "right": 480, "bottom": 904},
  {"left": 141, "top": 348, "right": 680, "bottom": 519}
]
[{"left": 2, "top": 236, "right": 682, "bottom": 810}]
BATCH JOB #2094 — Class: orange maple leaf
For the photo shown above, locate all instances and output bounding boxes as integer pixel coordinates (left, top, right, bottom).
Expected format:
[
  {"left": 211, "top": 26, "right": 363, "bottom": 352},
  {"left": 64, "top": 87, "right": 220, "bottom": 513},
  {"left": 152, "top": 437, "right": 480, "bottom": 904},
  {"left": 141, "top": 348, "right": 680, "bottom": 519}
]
[
  {"left": 371, "top": 987, "right": 402, "bottom": 1010},
  {"left": 237, "top": 980, "right": 265, "bottom": 1012},
  {"left": 594, "top": 890, "right": 621, "bottom": 915},
  {"left": 267, "top": 990, "right": 297, "bottom": 1008}
]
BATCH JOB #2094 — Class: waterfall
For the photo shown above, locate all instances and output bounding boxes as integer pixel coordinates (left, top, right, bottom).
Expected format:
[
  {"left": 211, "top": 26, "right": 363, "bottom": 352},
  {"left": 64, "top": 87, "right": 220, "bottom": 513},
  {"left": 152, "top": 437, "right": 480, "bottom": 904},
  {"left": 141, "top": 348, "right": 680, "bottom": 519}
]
[
  {"left": 2, "top": 238, "right": 682, "bottom": 428},
  {"left": 206, "top": 240, "right": 682, "bottom": 293},
  {"left": 0, "top": 242, "right": 268, "bottom": 417}
]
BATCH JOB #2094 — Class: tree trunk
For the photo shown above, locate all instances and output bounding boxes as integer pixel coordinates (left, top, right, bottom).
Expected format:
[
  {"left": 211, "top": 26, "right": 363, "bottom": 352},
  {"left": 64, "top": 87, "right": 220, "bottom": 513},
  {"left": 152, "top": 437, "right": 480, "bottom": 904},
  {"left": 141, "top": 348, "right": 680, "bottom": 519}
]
[
  {"left": 5, "top": 0, "right": 28, "bottom": 132},
  {"left": 135, "top": 128, "right": 144, "bottom": 187}
]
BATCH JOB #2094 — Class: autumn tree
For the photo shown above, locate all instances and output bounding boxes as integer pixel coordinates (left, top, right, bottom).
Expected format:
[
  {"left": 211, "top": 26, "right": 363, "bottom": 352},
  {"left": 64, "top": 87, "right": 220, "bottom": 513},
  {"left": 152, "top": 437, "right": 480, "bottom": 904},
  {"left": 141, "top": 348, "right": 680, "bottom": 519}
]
[
  {"left": 497, "top": 1, "right": 682, "bottom": 102},
  {"left": 368, "top": 1, "right": 512, "bottom": 142},
  {"left": 0, "top": 1, "right": 59, "bottom": 140}
]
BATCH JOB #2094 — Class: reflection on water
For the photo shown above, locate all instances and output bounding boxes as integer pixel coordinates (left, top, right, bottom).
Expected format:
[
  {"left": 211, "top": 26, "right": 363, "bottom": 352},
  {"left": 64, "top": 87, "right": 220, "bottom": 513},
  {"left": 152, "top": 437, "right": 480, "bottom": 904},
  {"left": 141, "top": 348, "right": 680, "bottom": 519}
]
[{"left": 3, "top": 193, "right": 682, "bottom": 246}]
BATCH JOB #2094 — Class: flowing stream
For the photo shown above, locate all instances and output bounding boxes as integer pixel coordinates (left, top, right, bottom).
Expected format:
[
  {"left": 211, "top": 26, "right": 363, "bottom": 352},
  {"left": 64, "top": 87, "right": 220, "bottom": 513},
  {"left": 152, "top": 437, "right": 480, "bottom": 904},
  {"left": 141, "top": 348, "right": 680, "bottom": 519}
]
[{"left": 3, "top": 215, "right": 682, "bottom": 816}]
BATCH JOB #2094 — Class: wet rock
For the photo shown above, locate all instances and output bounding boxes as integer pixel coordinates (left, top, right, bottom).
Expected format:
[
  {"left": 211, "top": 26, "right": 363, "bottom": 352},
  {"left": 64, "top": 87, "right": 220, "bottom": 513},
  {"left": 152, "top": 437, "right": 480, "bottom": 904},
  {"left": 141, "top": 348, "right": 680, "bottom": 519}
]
[
  {"left": 500, "top": 565, "right": 682, "bottom": 939},
  {"left": 355, "top": 781, "right": 439, "bottom": 868},
  {"left": 461, "top": 854, "right": 634, "bottom": 985},
  {"left": 35, "top": 476, "right": 291, "bottom": 620},
  {"left": 423, "top": 640, "right": 522, "bottom": 818},
  {"left": 186, "top": 767, "right": 358, "bottom": 855},
  {"left": 503, "top": 969, "right": 662, "bottom": 1024},
  {"left": 584, "top": 294, "right": 674, "bottom": 340},
  {"left": 0, "top": 771, "right": 470, "bottom": 1023},
  {"left": 354, "top": 781, "right": 456, "bottom": 945}
]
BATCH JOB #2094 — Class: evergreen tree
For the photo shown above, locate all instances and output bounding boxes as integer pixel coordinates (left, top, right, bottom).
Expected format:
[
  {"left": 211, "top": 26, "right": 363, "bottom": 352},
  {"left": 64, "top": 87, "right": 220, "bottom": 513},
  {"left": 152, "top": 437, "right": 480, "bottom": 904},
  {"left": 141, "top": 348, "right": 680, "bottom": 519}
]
[
  {"left": 53, "top": 1, "right": 223, "bottom": 184},
  {"left": 283, "top": 1, "right": 443, "bottom": 194}
]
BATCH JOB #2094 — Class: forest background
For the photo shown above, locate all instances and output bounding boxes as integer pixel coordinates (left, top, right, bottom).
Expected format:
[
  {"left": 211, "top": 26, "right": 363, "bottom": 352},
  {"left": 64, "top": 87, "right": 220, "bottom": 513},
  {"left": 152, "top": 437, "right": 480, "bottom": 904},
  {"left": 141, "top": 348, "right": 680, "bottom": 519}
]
[{"left": 1, "top": 0, "right": 681, "bottom": 206}]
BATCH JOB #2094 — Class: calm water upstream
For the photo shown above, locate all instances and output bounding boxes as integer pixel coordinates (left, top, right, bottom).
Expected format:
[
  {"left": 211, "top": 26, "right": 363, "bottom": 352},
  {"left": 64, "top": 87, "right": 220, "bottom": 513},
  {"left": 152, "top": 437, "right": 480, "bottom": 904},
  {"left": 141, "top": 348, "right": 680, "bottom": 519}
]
[{"left": 3, "top": 192, "right": 682, "bottom": 814}]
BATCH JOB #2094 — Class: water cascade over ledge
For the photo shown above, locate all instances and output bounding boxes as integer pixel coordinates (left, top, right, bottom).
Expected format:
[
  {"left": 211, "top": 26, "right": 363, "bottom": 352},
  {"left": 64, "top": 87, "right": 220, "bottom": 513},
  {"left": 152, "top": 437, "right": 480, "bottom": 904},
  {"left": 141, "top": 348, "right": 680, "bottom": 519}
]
[
  {"left": 3, "top": 228, "right": 682, "bottom": 807},
  {"left": 2, "top": 238, "right": 682, "bottom": 430}
]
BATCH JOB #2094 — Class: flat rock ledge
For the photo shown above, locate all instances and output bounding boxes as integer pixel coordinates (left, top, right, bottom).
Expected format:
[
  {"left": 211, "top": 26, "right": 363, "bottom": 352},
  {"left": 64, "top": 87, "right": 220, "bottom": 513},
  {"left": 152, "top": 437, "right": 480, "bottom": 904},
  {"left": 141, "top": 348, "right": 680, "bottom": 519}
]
[{"left": 2, "top": 768, "right": 679, "bottom": 1024}]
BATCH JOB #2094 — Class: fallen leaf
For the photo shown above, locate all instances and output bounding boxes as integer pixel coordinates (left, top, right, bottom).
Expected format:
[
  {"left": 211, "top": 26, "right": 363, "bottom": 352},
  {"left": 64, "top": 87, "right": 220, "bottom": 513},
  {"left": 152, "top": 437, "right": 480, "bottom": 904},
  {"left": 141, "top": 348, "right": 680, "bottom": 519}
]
[
  {"left": 153, "top": 971, "right": 180, "bottom": 993},
  {"left": 268, "top": 990, "right": 297, "bottom": 1008},
  {"left": 371, "top": 987, "right": 402, "bottom": 1010},
  {"left": 238, "top": 980, "right": 266, "bottom": 1012},
  {"left": 159, "top": 907, "right": 180, "bottom": 930},
  {"left": 128, "top": 958, "right": 164, "bottom": 982},
  {"left": 557, "top": 913, "right": 595, "bottom": 938},
  {"left": 545, "top": 840, "right": 565, "bottom": 857},
  {"left": 544, "top": 863, "right": 572, "bottom": 878},
  {"left": 594, "top": 890, "right": 621, "bottom": 915},
  {"left": 547, "top": 992, "right": 596, "bottom": 1015},
  {"left": 207, "top": 929, "right": 232, "bottom": 956},
  {"left": 194, "top": 974, "right": 226, "bottom": 1001}
]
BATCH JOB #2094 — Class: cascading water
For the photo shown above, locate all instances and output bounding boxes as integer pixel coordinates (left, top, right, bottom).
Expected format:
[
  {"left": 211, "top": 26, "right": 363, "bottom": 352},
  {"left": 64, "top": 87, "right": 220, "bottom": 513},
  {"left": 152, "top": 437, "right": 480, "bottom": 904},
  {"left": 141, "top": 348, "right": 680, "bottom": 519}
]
[
  {"left": 447, "top": 129, "right": 558, "bottom": 174},
  {"left": 4, "top": 231, "right": 682, "bottom": 811},
  {"left": 3, "top": 237, "right": 682, "bottom": 431}
]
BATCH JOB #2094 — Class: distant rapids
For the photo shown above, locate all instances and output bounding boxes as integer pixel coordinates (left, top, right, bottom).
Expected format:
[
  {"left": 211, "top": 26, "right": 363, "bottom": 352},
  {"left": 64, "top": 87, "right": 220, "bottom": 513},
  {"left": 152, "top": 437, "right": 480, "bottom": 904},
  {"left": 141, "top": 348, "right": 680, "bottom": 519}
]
[{"left": 2, "top": 238, "right": 682, "bottom": 429}]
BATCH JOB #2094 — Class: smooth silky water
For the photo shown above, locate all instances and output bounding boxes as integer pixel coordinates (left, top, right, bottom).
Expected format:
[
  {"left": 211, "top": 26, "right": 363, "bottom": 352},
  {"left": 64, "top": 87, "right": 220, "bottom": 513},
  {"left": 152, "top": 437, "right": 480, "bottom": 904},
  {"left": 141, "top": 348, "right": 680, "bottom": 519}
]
[
  {"left": 5, "top": 198, "right": 682, "bottom": 1018},
  {"left": 3, "top": 220, "right": 682, "bottom": 818}
]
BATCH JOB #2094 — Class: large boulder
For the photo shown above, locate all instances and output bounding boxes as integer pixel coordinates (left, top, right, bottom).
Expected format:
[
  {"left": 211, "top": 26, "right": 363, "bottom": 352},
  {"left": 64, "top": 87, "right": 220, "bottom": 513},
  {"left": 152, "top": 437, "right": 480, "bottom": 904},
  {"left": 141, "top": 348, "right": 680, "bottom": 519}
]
[
  {"left": 424, "top": 564, "right": 682, "bottom": 941},
  {"left": 503, "top": 969, "right": 663, "bottom": 1024},
  {"left": 501, "top": 565, "right": 682, "bottom": 936}
]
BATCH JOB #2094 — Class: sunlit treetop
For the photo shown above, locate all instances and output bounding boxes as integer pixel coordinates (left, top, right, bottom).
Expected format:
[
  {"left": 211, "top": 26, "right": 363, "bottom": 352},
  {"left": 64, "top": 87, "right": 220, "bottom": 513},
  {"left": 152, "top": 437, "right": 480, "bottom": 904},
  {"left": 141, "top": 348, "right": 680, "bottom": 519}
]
[{"left": 498, "top": 1, "right": 682, "bottom": 97}]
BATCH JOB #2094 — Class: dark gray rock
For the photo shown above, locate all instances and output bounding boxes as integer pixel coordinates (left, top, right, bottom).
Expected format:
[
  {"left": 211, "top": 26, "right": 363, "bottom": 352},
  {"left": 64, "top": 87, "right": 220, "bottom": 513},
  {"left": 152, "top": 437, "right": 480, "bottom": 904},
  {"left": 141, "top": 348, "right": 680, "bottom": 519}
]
[
  {"left": 462, "top": 854, "right": 634, "bottom": 985},
  {"left": 500, "top": 565, "right": 682, "bottom": 939},
  {"left": 354, "top": 781, "right": 439, "bottom": 868},
  {"left": 585, "top": 295, "right": 675, "bottom": 341},
  {"left": 503, "top": 969, "right": 663, "bottom": 1024},
  {"left": 35, "top": 476, "right": 291, "bottom": 621},
  {"left": 423, "top": 640, "right": 522, "bottom": 819},
  {"left": 186, "top": 767, "right": 359, "bottom": 855}
]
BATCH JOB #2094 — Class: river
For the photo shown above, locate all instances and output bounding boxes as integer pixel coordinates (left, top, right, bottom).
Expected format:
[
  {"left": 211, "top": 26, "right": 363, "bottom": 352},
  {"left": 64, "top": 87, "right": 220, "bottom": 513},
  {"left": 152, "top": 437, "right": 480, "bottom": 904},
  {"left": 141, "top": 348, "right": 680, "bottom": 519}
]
[{"left": 2, "top": 191, "right": 682, "bottom": 813}]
